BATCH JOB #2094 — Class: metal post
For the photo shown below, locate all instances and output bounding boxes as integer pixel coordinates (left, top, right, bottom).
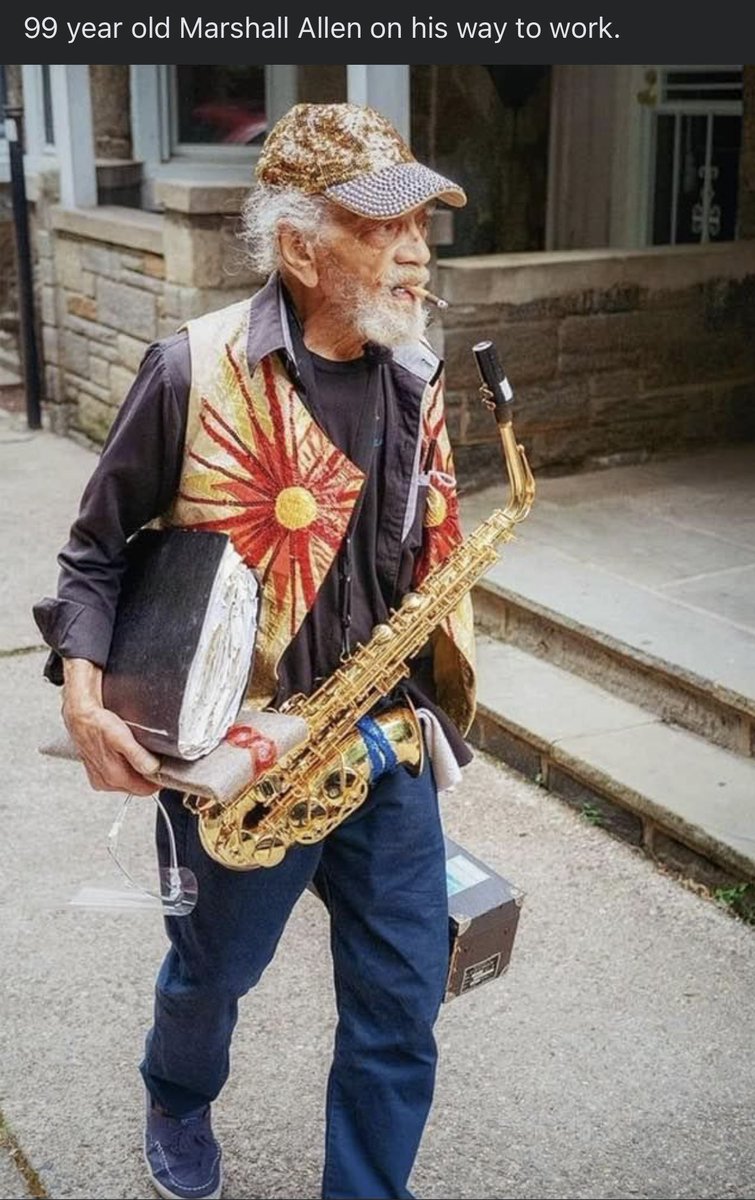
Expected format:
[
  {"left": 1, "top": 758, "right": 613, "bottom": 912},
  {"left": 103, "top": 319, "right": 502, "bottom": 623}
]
[{"left": 1, "top": 66, "right": 42, "bottom": 429}]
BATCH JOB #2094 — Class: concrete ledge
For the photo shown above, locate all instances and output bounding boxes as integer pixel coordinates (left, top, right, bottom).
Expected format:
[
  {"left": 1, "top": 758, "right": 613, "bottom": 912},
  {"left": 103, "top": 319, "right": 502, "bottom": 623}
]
[
  {"left": 438, "top": 241, "right": 755, "bottom": 305},
  {"left": 473, "top": 637, "right": 755, "bottom": 883},
  {"left": 50, "top": 206, "right": 164, "bottom": 256},
  {"left": 155, "top": 179, "right": 249, "bottom": 215},
  {"left": 473, "top": 579, "right": 755, "bottom": 757}
]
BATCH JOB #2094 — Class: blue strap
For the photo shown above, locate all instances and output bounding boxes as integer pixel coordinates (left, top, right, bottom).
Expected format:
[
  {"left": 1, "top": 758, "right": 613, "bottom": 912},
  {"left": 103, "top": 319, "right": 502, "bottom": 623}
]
[{"left": 356, "top": 715, "right": 399, "bottom": 783}]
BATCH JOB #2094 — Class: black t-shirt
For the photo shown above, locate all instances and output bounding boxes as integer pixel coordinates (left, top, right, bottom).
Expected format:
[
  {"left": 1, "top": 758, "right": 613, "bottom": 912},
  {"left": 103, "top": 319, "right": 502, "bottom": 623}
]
[{"left": 274, "top": 328, "right": 471, "bottom": 768}]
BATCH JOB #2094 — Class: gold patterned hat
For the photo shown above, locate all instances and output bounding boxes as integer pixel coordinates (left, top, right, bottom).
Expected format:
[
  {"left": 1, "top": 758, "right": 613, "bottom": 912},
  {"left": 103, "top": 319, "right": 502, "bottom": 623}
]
[{"left": 256, "top": 102, "right": 467, "bottom": 218}]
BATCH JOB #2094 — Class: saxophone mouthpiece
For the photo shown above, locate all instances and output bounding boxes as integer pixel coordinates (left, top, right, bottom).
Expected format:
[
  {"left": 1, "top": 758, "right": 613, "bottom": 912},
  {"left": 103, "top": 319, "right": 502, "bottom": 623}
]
[
  {"left": 406, "top": 285, "right": 448, "bottom": 309},
  {"left": 473, "top": 340, "right": 514, "bottom": 424}
]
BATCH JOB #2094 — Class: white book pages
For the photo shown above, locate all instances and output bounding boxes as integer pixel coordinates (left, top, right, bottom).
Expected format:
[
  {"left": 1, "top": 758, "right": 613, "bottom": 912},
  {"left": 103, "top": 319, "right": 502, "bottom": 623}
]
[{"left": 177, "top": 542, "right": 260, "bottom": 759}]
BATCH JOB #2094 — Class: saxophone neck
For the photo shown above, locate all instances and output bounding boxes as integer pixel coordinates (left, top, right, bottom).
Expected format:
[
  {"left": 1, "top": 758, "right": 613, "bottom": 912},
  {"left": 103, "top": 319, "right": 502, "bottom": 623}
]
[
  {"left": 473, "top": 339, "right": 535, "bottom": 524},
  {"left": 498, "top": 419, "right": 535, "bottom": 523}
]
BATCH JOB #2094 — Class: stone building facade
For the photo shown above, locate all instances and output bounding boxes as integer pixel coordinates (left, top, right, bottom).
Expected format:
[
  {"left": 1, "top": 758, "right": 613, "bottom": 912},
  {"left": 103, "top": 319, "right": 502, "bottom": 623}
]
[
  {"left": 36, "top": 178, "right": 259, "bottom": 442},
  {"left": 2, "top": 63, "right": 755, "bottom": 481},
  {"left": 439, "top": 243, "right": 755, "bottom": 483}
]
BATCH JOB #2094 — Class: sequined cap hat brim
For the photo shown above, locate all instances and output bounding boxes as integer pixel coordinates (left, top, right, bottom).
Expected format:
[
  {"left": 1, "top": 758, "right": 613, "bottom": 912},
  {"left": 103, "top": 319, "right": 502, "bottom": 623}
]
[{"left": 324, "top": 161, "right": 467, "bottom": 218}]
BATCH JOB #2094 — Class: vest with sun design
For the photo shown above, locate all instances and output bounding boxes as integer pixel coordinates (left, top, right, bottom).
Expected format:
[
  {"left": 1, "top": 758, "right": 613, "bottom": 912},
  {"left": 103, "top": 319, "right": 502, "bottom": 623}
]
[{"left": 164, "top": 298, "right": 477, "bottom": 735}]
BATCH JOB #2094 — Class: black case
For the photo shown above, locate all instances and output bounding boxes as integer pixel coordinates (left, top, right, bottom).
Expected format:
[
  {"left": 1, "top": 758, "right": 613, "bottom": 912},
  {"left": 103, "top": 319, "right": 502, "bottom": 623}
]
[{"left": 102, "top": 528, "right": 253, "bottom": 757}]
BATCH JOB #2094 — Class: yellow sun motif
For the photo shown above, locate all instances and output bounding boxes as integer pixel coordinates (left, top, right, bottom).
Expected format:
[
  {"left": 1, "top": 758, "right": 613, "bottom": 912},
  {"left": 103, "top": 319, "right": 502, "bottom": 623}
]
[
  {"left": 275, "top": 486, "right": 318, "bottom": 530},
  {"left": 425, "top": 487, "right": 448, "bottom": 528}
]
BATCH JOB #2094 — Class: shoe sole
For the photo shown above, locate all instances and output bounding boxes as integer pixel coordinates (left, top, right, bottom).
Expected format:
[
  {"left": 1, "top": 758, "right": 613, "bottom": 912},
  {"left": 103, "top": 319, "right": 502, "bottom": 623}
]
[{"left": 144, "top": 1150, "right": 223, "bottom": 1200}]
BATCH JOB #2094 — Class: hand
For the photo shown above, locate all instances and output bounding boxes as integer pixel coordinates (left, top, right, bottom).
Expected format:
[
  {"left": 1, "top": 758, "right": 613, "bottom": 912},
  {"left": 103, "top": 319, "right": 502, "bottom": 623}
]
[{"left": 62, "top": 659, "right": 160, "bottom": 795}]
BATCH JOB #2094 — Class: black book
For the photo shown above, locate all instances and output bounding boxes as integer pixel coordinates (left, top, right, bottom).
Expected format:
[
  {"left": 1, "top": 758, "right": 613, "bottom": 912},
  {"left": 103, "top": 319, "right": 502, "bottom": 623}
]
[{"left": 102, "top": 528, "right": 259, "bottom": 760}]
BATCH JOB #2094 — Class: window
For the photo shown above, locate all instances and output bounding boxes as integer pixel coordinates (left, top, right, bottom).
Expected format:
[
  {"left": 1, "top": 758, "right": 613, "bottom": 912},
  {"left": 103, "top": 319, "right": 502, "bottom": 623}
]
[
  {"left": 172, "top": 66, "right": 267, "bottom": 150},
  {"left": 649, "top": 67, "right": 743, "bottom": 245},
  {"left": 129, "top": 65, "right": 296, "bottom": 205}
]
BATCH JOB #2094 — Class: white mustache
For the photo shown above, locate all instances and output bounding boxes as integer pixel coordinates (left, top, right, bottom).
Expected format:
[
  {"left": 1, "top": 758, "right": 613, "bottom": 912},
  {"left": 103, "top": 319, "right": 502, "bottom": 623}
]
[{"left": 387, "top": 276, "right": 430, "bottom": 290}]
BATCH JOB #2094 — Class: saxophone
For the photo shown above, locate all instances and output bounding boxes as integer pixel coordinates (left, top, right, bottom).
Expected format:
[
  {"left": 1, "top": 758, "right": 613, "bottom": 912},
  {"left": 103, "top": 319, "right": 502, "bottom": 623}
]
[{"left": 185, "top": 341, "right": 535, "bottom": 869}]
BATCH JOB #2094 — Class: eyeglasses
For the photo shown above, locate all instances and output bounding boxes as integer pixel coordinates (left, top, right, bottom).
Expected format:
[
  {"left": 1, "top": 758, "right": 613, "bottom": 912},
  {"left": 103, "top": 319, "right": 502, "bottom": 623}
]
[{"left": 69, "top": 793, "right": 198, "bottom": 916}]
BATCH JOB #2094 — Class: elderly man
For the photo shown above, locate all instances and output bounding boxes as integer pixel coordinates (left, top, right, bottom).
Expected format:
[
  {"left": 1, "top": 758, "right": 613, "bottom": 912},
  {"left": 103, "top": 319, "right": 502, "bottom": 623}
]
[{"left": 34, "top": 103, "right": 477, "bottom": 1200}]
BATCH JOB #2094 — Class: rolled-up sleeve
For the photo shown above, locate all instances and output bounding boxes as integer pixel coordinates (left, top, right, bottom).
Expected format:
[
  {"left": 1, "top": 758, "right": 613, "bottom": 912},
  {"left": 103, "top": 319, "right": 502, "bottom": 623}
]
[{"left": 33, "top": 334, "right": 189, "bottom": 683}]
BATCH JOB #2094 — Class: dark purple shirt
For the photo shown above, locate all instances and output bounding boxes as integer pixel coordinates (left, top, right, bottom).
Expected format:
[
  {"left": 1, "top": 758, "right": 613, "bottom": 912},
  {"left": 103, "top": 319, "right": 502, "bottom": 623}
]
[{"left": 33, "top": 276, "right": 471, "bottom": 765}]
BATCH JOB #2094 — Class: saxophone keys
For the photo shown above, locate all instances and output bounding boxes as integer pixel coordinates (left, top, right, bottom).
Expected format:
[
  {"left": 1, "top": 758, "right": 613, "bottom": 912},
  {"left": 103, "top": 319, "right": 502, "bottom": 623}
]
[
  {"left": 289, "top": 796, "right": 327, "bottom": 828},
  {"left": 400, "top": 591, "right": 426, "bottom": 611},
  {"left": 323, "top": 763, "right": 360, "bottom": 806},
  {"left": 251, "top": 834, "right": 288, "bottom": 869}
]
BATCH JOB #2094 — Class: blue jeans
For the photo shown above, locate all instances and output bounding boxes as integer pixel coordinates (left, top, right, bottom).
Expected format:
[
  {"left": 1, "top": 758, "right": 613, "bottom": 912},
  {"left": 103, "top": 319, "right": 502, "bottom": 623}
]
[{"left": 141, "top": 755, "right": 450, "bottom": 1200}]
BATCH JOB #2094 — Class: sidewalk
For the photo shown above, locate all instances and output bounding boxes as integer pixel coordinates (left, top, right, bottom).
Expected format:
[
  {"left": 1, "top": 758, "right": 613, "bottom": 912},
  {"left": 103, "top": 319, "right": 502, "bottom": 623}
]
[
  {"left": 461, "top": 443, "right": 755, "bottom": 704},
  {"left": 463, "top": 443, "right": 755, "bottom": 890},
  {"left": 2, "top": 411, "right": 755, "bottom": 1199}
]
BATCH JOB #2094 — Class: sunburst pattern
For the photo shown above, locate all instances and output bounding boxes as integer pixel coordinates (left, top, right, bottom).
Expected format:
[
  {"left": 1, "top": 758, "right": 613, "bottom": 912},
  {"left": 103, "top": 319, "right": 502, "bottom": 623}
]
[
  {"left": 168, "top": 299, "right": 476, "bottom": 728},
  {"left": 412, "top": 376, "right": 477, "bottom": 734},
  {"left": 175, "top": 346, "right": 364, "bottom": 641},
  {"left": 413, "top": 379, "right": 464, "bottom": 587}
]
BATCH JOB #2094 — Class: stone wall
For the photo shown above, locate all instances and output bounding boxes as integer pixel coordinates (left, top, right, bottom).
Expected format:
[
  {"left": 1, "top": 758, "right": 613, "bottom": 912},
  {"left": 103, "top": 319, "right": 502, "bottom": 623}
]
[
  {"left": 0, "top": 198, "right": 17, "bottom": 314},
  {"left": 38, "top": 180, "right": 261, "bottom": 443},
  {"left": 33, "top": 189, "right": 755, "bottom": 480},
  {"left": 438, "top": 244, "right": 755, "bottom": 485}
]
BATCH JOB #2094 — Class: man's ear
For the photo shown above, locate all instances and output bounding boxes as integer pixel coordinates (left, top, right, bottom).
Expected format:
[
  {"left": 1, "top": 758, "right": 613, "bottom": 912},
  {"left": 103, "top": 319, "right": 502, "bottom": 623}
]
[{"left": 278, "top": 224, "right": 319, "bottom": 288}]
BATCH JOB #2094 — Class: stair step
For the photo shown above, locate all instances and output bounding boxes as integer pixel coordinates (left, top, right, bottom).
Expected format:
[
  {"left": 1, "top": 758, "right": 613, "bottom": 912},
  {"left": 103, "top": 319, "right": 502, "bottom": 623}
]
[
  {"left": 0, "top": 311, "right": 19, "bottom": 332},
  {"left": 473, "top": 637, "right": 755, "bottom": 885},
  {"left": 470, "top": 530, "right": 753, "bottom": 753},
  {"left": 0, "top": 340, "right": 20, "bottom": 367},
  {"left": 0, "top": 365, "right": 22, "bottom": 388},
  {"left": 474, "top": 576, "right": 755, "bottom": 758}
]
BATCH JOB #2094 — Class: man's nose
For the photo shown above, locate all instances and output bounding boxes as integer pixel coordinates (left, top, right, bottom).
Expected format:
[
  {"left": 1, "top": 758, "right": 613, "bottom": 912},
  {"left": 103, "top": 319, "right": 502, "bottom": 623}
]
[{"left": 396, "top": 217, "right": 431, "bottom": 265}]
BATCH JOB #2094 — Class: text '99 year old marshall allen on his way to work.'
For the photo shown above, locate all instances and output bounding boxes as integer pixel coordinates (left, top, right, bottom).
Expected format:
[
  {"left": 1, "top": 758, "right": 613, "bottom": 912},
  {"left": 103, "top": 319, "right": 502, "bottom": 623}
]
[{"left": 32, "top": 14, "right": 620, "bottom": 45}]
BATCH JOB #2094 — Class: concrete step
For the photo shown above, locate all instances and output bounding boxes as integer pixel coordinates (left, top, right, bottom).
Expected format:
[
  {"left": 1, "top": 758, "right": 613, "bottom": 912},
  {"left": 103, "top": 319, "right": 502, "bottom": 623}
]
[
  {"left": 0, "top": 336, "right": 21, "bottom": 377},
  {"left": 462, "top": 450, "right": 755, "bottom": 764},
  {"left": 473, "top": 576, "right": 755, "bottom": 758},
  {"left": 472, "top": 636, "right": 755, "bottom": 888},
  {"left": 0, "top": 365, "right": 22, "bottom": 389}
]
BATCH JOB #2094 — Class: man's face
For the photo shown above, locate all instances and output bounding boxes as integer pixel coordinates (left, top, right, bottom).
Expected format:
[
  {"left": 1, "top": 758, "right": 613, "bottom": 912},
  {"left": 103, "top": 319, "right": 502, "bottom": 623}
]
[{"left": 314, "top": 203, "right": 433, "bottom": 347}]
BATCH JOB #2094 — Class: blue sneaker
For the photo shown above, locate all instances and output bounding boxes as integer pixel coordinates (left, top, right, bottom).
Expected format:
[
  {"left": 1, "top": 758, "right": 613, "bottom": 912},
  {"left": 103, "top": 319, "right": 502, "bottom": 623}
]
[{"left": 144, "top": 1097, "right": 222, "bottom": 1200}]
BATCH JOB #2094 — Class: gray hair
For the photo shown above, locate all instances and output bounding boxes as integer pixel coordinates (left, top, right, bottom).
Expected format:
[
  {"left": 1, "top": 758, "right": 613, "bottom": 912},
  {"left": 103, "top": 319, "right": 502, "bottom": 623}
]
[{"left": 239, "top": 183, "right": 335, "bottom": 275}]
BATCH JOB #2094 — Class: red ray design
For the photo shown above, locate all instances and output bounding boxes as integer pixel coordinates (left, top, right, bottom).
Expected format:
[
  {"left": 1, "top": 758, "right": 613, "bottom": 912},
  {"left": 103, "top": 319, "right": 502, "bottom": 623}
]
[
  {"left": 413, "top": 382, "right": 463, "bottom": 587},
  {"left": 181, "top": 343, "right": 364, "bottom": 636}
]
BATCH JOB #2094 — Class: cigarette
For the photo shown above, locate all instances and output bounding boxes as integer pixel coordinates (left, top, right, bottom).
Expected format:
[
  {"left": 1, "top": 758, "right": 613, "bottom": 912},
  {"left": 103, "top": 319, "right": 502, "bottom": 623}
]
[{"left": 406, "top": 286, "right": 448, "bottom": 309}]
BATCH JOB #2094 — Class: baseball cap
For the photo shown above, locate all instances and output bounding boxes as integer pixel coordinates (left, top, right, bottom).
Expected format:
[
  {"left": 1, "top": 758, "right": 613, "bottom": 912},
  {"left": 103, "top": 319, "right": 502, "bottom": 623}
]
[{"left": 255, "top": 102, "right": 467, "bottom": 219}]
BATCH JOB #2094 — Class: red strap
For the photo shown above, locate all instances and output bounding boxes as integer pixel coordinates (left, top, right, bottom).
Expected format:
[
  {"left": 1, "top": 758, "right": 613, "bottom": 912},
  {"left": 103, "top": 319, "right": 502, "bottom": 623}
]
[{"left": 226, "top": 724, "right": 277, "bottom": 773}]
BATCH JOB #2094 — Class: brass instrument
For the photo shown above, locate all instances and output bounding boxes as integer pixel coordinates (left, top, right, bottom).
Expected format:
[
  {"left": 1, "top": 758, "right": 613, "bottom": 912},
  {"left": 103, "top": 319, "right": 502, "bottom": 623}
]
[{"left": 185, "top": 340, "right": 535, "bottom": 869}]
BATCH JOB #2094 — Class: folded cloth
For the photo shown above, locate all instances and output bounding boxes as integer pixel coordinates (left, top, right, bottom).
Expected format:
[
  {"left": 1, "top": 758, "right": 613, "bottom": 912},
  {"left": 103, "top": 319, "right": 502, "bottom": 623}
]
[
  {"left": 40, "top": 704, "right": 309, "bottom": 805},
  {"left": 416, "top": 707, "right": 464, "bottom": 792}
]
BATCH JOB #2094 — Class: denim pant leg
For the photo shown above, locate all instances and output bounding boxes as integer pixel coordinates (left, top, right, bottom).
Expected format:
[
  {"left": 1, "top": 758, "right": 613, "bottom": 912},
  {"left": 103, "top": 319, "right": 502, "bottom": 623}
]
[
  {"left": 317, "top": 756, "right": 450, "bottom": 1200},
  {"left": 140, "top": 789, "right": 322, "bottom": 1116}
]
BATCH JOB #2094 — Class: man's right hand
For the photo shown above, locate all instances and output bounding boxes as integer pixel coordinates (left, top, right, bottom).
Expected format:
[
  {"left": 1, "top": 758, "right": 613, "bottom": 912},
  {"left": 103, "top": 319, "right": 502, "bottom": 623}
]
[{"left": 62, "top": 658, "right": 160, "bottom": 795}]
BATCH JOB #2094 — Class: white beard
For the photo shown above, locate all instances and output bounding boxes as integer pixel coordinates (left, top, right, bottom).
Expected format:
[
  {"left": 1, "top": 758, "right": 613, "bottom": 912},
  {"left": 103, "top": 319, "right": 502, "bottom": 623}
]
[
  {"left": 320, "top": 258, "right": 429, "bottom": 348},
  {"left": 351, "top": 289, "right": 429, "bottom": 348}
]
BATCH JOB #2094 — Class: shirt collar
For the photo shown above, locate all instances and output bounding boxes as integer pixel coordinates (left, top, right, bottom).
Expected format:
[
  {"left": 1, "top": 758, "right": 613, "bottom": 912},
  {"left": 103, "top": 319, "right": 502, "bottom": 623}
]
[
  {"left": 245, "top": 271, "right": 440, "bottom": 387},
  {"left": 245, "top": 271, "right": 297, "bottom": 377}
]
